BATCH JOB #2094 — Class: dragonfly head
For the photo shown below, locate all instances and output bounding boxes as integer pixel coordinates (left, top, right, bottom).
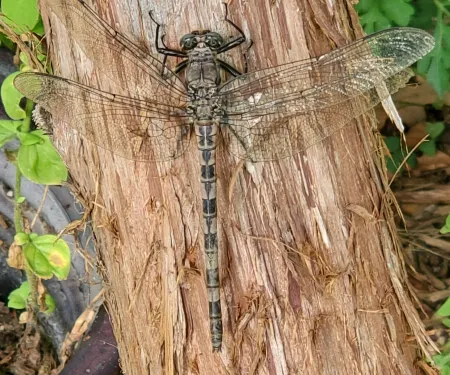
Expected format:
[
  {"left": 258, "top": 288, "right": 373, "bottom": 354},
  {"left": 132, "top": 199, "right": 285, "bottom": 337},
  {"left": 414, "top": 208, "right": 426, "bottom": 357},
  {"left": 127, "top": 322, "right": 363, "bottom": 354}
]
[{"left": 180, "top": 30, "right": 224, "bottom": 51}]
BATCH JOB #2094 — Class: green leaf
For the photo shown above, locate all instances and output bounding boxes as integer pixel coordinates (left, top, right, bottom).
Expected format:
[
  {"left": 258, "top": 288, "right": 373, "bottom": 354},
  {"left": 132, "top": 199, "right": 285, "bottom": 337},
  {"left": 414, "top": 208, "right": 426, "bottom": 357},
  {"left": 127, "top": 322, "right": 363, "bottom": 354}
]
[
  {"left": 7, "top": 281, "right": 30, "bottom": 309},
  {"left": 406, "top": 152, "right": 417, "bottom": 169},
  {"left": 15, "top": 232, "right": 30, "bottom": 246},
  {"left": 443, "top": 318, "right": 450, "bottom": 329},
  {"left": 357, "top": 6, "right": 391, "bottom": 34},
  {"left": 437, "top": 297, "right": 450, "bottom": 317},
  {"left": 17, "top": 131, "right": 68, "bottom": 185},
  {"left": 19, "top": 52, "right": 31, "bottom": 67},
  {"left": 426, "top": 122, "right": 445, "bottom": 140},
  {"left": 440, "top": 214, "right": 450, "bottom": 234},
  {"left": 37, "top": 52, "right": 47, "bottom": 63},
  {"left": 0, "top": 33, "right": 15, "bottom": 51},
  {"left": 22, "top": 234, "right": 71, "bottom": 280},
  {"left": 384, "top": 136, "right": 400, "bottom": 152},
  {"left": 380, "top": 0, "right": 414, "bottom": 27},
  {"left": 17, "top": 196, "right": 26, "bottom": 203},
  {"left": 356, "top": 0, "right": 414, "bottom": 32},
  {"left": 1, "top": 72, "right": 26, "bottom": 120},
  {"left": 386, "top": 156, "right": 397, "bottom": 173},
  {"left": 2, "top": 0, "right": 41, "bottom": 34},
  {"left": 419, "top": 140, "right": 437, "bottom": 156},
  {"left": 443, "top": 366, "right": 450, "bottom": 375},
  {"left": 434, "top": 353, "right": 450, "bottom": 369},
  {"left": 386, "top": 147, "right": 417, "bottom": 173},
  {"left": 17, "top": 131, "right": 43, "bottom": 146},
  {"left": 0, "top": 120, "right": 21, "bottom": 147},
  {"left": 31, "top": 18, "right": 45, "bottom": 36},
  {"left": 44, "top": 293, "right": 56, "bottom": 314},
  {"left": 409, "top": 0, "right": 437, "bottom": 29},
  {"left": 417, "top": 23, "right": 450, "bottom": 97}
]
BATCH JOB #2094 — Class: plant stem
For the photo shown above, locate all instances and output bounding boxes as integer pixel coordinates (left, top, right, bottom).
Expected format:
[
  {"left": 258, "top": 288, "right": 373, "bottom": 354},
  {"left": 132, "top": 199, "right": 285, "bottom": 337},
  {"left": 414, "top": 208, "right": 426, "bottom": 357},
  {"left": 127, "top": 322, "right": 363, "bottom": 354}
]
[
  {"left": 434, "top": 0, "right": 450, "bottom": 18},
  {"left": 15, "top": 99, "right": 39, "bottom": 313},
  {"left": 21, "top": 99, "right": 34, "bottom": 132}
]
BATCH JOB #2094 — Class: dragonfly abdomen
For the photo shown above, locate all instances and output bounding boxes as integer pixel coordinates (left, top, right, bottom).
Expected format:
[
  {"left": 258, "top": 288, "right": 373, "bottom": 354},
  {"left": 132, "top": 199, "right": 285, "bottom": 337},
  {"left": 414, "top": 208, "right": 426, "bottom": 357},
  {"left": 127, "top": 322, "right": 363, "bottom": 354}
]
[{"left": 195, "top": 122, "right": 222, "bottom": 351}]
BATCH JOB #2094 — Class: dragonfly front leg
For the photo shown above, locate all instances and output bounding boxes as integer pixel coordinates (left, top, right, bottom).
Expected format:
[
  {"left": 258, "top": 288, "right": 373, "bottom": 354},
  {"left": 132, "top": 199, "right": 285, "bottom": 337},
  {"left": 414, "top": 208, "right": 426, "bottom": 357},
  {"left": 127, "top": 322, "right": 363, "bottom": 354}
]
[
  {"left": 149, "top": 11, "right": 187, "bottom": 76},
  {"left": 217, "top": 3, "right": 253, "bottom": 73}
]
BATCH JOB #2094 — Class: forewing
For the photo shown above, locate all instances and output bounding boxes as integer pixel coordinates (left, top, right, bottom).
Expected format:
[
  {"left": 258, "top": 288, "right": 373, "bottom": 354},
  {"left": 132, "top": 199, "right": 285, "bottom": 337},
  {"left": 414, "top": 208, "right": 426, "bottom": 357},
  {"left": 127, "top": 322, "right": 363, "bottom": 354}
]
[
  {"left": 218, "top": 28, "right": 434, "bottom": 161},
  {"left": 44, "top": 0, "right": 186, "bottom": 104},
  {"left": 14, "top": 72, "right": 191, "bottom": 161},
  {"left": 222, "top": 70, "right": 412, "bottom": 161},
  {"left": 219, "top": 28, "right": 434, "bottom": 114}
]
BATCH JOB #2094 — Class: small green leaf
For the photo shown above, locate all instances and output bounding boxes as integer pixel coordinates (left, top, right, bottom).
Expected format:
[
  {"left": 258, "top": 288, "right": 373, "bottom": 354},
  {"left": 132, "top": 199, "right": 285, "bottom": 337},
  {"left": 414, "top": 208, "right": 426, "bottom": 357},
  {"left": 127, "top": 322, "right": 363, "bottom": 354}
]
[
  {"left": 386, "top": 147, "right": 417, "bottom": 173},
  {"left": 17, "top": 131, "right": 68, "bottom": 185},
  {"left": 17, "top": 132, "right": 44, "bottom": 146},
  {"left": 1, "top": 72, "right": 26, "bottom": 120},
  {"left": 409, "top": 0, "right": 437, "bottom": 29},
  {"left": 436, "top": 297, "right": 450, "bottom": 318},
  {"left": 31, "top": 19, "right": 45, "bottom": 36},
  {"left": 417, "top": 23, "right": 450, "bottom": 97},
  {"left": 440, "top": 215, "right": 450, "bottom": 234},
  {"left": 19, "top": 52, "right": 31, "bottom": 67},
  {"left": 419, "top": 140, "right": 437, "bottom": 156},
  {"left": 0, "top": 120, "right": 21, "bottom": 147},
  {"left": 0, "top": 33, "right": 15, "bottom": 51},
  {"left": 37, "top": 52, "right": 47, "bottom": 63},
  {"left": 44, "top": 293, "right": 56, "bottom": 314},
  {"left": 434, "top": 353, "right": 450, "bottom": 369},
  {"left": 8, "top": 281, "right": 30, "bottom": 309},
  {"left": 426, "top": 122, "right": 445, "bottom": 140},
  {"left": 14, "top": 232, "right": 30, "bottom": 246},
  {"left": 384, "top": 136, "right": 400, "bottom": 152},
  {"left": 357, "top": 6, "right": 391, "bottom": 34},
  {"left": 380, "top": 0, "right": 414, "bottom": 27},
  {"left": 406, "top": 152, "right": 417, "bottom": 169},
  {"left": 356, "top": 0, "right": 414, "bottom": 33},
  {"left": 17, "top": 196, "right": 26, "bottom": 203},
  {"left": 386, "top": 156, "right": 397, "bottom": 173},
  {"left": 2, "top": 0, "right": 41, "bottom": 34},
  {"left": 23, "top": 234, "right": 71, "bottom": 280},
  {"left": 443, "top": 318, "right": 450, "bottom": 329}
]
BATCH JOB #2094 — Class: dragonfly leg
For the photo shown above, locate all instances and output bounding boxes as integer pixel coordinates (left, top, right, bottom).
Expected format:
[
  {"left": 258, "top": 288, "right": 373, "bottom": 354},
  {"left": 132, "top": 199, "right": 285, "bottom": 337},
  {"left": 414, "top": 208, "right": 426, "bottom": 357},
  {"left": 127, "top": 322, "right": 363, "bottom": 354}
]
[
  {"left": 216, "top": 3, "right": 247, "bottom": 54},
  {"left": 148, "top": 11, "right": 187, "bottom": 75},
  {"left": 217, "top": 4, "right": 253, "bottom": 73},
  {"left": 217, "top": 58, "right": 242, "bottom": 77},
  {"left": 221, "top": 121, "right": 257, "bottom": 163},
  {"left": 174, "top": 59, "right": 189, "bottom": 74},
  {"left": 242, "top": 39, "right": 254, "bottom": 73}
]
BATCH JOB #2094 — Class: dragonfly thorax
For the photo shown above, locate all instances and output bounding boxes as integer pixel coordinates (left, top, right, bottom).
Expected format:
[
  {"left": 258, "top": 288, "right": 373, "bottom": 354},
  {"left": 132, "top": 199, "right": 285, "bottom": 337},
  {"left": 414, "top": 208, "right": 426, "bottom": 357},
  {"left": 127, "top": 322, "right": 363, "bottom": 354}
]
[{"left": 185, "top": 46, "right": 221, "bottom": 88}]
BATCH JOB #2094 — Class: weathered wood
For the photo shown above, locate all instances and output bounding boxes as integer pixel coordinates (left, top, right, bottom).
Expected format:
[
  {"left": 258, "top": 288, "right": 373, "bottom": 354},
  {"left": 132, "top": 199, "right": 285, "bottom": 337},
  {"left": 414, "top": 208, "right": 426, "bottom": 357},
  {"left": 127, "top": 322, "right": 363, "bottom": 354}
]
[{"left": 40, "top": 0, "right": 435, "bottom": 373}]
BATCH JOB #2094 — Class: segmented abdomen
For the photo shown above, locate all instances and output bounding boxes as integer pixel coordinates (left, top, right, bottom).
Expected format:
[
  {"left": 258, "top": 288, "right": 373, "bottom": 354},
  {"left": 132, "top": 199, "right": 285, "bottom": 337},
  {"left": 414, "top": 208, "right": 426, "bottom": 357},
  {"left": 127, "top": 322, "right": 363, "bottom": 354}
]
[{"left": 195, "top": 122, "right": 222, "bottom": 351}]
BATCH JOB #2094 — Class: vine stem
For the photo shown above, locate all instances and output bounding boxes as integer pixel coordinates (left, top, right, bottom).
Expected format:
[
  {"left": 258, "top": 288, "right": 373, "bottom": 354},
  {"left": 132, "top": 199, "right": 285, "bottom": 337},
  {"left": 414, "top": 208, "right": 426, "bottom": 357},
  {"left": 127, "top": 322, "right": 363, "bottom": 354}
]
[{"left": 15, "top": 98, "right": 39, "bottom": 314}]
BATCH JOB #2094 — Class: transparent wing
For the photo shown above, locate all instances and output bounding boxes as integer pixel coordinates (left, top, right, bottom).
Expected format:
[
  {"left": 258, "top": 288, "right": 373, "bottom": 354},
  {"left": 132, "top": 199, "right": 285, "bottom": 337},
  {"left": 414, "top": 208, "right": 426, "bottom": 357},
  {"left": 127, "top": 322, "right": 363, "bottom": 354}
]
[
  {"left": 14, "top": 72, "right": 191, "bottom": 161},
  {"left": 222, "top": 70, "right": 411, "bottom": 161},
  {"left": 44, "top": 0, "right": 187, "bottom": 104},
  {"left": 218, "top": 28, "right": 434, "bottom": 160}
]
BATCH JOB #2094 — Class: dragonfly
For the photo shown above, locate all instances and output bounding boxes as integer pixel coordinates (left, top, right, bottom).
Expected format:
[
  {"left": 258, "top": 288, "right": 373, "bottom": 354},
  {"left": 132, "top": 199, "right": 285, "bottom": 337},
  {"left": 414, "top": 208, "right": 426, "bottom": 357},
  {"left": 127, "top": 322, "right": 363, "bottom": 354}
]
[{"left": 14, "top": 0, "right": 435, "bottom": 351}]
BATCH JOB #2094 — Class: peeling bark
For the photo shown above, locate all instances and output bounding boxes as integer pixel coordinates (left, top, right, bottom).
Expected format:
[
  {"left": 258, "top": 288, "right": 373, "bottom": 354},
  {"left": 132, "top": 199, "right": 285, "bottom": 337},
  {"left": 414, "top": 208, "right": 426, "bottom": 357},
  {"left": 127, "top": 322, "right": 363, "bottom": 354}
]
[{"left": 41, "top": 0, "right": 436, "bottom": 373}]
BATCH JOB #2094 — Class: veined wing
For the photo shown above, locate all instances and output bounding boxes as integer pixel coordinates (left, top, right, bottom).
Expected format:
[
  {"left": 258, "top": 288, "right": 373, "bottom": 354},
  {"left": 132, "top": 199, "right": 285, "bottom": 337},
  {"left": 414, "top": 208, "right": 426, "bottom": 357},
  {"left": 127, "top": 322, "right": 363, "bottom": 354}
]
[
  {"left": 218, "top": 28, "right": 434, "bottom": 113},
  {"left": 218, "top": 28, "right": 434, "bottom": 161},
  {"left": 222, "top": 70, "right": 412, "bottom": 161},
  {"left": 14, "top": 72, "right": 191, "bottom": 161},
  {"left": 43, "top": 0, "right": 187, "bottom": 104}
]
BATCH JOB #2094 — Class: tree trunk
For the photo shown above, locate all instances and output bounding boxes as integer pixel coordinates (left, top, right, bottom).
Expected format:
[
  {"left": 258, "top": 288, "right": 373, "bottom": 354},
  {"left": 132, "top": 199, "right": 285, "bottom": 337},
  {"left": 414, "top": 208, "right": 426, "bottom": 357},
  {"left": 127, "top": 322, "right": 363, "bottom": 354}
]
[{"left": 41, "top": 0, "right": 436, "bottom": 373}]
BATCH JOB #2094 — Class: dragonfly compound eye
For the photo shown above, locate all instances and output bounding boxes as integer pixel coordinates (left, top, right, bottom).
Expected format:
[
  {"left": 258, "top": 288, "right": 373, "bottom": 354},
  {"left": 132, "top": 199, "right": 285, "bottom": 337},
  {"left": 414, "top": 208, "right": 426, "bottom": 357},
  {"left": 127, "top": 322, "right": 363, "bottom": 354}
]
[
  {"left": 205, "top": 32, "right": 224, "bottom": 48},
  {"left": 180, "top": 34, "right": 198, "bottom": 50}
]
